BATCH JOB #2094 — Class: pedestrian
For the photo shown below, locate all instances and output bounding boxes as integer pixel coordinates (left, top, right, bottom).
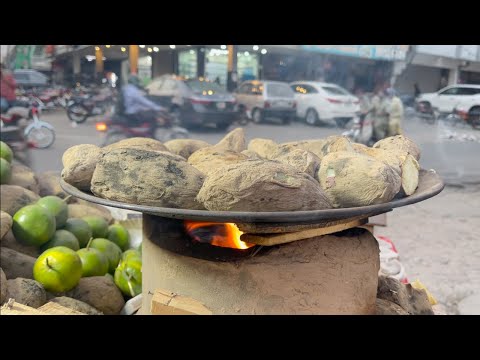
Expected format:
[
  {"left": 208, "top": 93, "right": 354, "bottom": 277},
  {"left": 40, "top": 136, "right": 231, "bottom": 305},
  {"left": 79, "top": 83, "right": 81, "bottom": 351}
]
[
  {"left": 0, "top": 62, "right": 17, "bottom": 113},
  {"left": 414, "top": 83, "right": 421, "bottom": 98},
  {"left": 370, "top": 89, "right": 390, "bottom": 142},
  {"left": 385, "top": 88, "right": 404, "bottom": 137}
]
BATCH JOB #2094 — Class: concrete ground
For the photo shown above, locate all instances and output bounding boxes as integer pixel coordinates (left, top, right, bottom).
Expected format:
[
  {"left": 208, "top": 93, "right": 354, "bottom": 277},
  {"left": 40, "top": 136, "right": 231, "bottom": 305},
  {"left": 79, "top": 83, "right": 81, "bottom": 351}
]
[{"left": 30, "top": 109, "right": 480, "bottom": 314}]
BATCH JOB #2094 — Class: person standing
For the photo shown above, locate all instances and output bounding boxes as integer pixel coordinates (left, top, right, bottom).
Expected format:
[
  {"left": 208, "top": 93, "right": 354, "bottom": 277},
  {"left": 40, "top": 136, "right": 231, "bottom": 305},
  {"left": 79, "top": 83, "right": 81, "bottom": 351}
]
[
  {"left": 414, "top": 83, "right": 421, "bottom": 98},
  {"left": 370, "top": 89, "right": 390, "bottom": 142},
  {"left": 0, "top": 63, "right": 17, "bottom": 112},
  {"left": 385, "top": 88, "right": 404, "bottom": 137}
]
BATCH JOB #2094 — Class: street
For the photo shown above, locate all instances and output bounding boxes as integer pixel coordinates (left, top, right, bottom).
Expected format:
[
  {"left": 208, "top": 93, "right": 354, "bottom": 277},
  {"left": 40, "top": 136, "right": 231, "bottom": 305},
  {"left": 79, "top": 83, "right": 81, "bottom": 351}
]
[{"left": 31, "top": 109, "right": 480, "bottom": 314}]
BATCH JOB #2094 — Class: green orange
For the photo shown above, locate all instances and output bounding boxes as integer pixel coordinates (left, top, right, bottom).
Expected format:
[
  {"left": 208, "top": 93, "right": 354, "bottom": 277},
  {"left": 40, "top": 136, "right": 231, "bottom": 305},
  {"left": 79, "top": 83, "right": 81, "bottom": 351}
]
[
  {"left": 89, "top": 238, "right": 122, "bottom": 274},
  {"left": 37, "top": 196, "right": 69, "bottom": 229},
  {"left": 0, "top": 158, "right": 12, "bottom": 184},
  {"left": 64, "top": 218, "right": 92, "bottom": 248},
  {"left": 121, "top": 249, "right": 141, "bottom": 262},
  {"left": 82, "top": 216, "right": 108, "bottom": 238},
  {"left": 33, "top": 246, "right": 83, "bottom": 293},
  {"left": 114, "top": 257, "right": 142, "bottom": 297},
  {"left": 40, "top": 229, "right": 80, "bottom": 252},
  {"left": 12, "top": 204, "right": 56, "bottom": 247},
  {"left": 0, "top": 141, "right": 13, "bottom": 163},
  {"left": 77, "top": 246, "right": 109, "bottom": 277},
  {"left": 107, "top": 224, "right": 130, "bottom": 251}
]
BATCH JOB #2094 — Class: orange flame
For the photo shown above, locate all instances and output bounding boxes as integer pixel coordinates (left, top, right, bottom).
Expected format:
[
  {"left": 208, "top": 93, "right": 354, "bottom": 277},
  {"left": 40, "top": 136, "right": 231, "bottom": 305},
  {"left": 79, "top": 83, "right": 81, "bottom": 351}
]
[{"left": 184, "top": 221, "right": 254, "bottom": 250}]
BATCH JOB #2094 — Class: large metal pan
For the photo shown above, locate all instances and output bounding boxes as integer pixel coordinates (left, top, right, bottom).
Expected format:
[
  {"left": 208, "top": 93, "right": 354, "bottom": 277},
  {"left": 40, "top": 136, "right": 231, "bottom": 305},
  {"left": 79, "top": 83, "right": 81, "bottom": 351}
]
[{"left": 60, "top": 169, "right": 444, "bottom": 224}]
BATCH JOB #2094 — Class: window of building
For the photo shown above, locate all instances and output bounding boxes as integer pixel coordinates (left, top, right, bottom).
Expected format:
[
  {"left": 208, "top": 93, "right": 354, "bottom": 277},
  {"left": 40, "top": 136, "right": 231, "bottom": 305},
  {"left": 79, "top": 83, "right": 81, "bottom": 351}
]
[
  {"left": 205, "top": 49, "right": 228, "bottom": 87},
  {"left": 238, "top": 52, "right": 259, "bottom": 82},
  {"left": 178, "top": 50, "right": 197, "bottom": 79}
]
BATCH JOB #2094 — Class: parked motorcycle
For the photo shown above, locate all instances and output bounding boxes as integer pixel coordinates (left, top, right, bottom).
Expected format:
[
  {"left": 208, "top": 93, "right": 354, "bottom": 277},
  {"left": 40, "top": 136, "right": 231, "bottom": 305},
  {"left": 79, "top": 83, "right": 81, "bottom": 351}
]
[
  {"left": 96, "top": 111, "right": 189, "bottom": 146},
  {"left": 67, "top": 87, "right": 116, "bottom": 124},
  {"left": 1, "top": 106, "right": 55, "bottom": 149}
]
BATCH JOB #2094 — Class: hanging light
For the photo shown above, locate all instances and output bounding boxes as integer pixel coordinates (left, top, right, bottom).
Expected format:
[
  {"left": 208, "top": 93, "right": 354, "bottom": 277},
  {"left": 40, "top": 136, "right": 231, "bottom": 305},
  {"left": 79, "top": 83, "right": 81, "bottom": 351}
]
[
  {"left": 95, "top": 46, "right": 100, "bottom": 51},
  {"left": 147, "top": 48, "right": 153, "bottom": 53},
  {"left": 253, "top": 45, "right": 259, "bottom": 51},
  {"left": 121, "top": 47, "right": 126, "bottom": 52},
  {"left": 139, "top": 45, "right": 145, "bottom": 48},
  {"left": 169, "top": 45, "right": 176, "bottom": 49},
  {"left": 105, "top": 45, "right": 111, "bottom": 48},
  {"left": 221, "top": 45, "right": 227, "bottom": 50},
  {"left": 261, "top": 48, "right": 267, "bottom": 54},
  {"left": 153, "top": 47, "right": 159, "bottom": 52}
]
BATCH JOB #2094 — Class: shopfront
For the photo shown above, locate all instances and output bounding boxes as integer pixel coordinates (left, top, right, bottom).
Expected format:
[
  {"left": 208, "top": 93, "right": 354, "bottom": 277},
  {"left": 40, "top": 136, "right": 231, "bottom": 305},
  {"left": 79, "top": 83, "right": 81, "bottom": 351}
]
[{"left": 177, "top": 47, "right": 259, "bottom": 88}]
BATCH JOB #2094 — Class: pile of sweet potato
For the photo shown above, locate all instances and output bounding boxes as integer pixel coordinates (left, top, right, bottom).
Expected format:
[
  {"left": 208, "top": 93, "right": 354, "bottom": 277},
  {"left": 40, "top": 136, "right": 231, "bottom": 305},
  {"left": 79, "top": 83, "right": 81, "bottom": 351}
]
[{"left": 61, "top": 129, "right": 422, "bottom": 211}]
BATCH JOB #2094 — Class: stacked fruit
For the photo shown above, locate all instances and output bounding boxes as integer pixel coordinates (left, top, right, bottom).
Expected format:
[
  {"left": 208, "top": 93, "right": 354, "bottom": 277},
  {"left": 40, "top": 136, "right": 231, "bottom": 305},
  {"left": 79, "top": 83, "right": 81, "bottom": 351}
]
[{"left": 1, "top": 141, "right": 142, "bottom": 314}]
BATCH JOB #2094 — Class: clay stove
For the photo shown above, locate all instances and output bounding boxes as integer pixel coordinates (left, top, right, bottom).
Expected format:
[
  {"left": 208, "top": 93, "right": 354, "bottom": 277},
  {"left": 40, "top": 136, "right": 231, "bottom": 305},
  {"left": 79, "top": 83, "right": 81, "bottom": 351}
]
[{"left": 140, "top": 215, "right": 380, "bottom": 315}]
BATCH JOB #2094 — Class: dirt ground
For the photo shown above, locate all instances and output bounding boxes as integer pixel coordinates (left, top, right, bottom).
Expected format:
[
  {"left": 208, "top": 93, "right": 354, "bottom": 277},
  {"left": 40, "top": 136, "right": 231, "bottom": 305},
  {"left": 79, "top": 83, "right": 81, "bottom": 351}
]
[{"left": 377, "top": 184, "right": 480, "bottom": 314}]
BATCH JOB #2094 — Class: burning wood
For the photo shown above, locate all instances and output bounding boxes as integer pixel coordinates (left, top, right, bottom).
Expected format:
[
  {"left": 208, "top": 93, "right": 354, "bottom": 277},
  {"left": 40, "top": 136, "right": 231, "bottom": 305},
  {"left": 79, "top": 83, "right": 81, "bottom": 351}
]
[{"left": 184, "top": 221, "right": 254, "bottom": 250}]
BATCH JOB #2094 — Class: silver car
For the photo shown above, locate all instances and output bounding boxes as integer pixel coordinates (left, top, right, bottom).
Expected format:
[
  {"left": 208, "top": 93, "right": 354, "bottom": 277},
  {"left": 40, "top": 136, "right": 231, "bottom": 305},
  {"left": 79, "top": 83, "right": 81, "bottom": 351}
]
[
  {"left": 13, "top": 69, "right": 49, "bottom": 88},
  {"left": 234, "top": 80, "right": 296, "bottom": 124}
]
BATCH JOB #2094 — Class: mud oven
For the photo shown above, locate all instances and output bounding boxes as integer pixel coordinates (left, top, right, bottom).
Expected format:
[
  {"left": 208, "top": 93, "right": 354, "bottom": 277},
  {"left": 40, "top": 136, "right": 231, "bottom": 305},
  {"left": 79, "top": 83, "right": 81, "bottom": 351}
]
[{"left": 140, "top": 214, "right": 379, "bottom": 315}]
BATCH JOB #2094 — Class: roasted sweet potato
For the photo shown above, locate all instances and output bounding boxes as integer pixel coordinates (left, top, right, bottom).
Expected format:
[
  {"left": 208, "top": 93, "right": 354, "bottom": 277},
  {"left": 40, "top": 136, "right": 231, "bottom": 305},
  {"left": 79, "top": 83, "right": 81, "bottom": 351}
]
[{"left": 197, "top": 160, "right": 332, "bottom": 211}]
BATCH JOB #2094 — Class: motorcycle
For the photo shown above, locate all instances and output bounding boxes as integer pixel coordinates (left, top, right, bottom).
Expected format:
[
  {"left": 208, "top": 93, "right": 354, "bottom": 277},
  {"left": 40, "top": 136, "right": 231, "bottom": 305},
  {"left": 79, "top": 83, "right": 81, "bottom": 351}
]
[
  {"left": 1, "top": 106, "right": 55, "bottom": 149},
  {"left": 67, "top": 88, "right": 116, "bottom": 124},
  {"left": 342, "top": 112, "right": 373, "bottom": 145},
  {"left": 96, "top": 111, "right": 189, "bottom": 146}
]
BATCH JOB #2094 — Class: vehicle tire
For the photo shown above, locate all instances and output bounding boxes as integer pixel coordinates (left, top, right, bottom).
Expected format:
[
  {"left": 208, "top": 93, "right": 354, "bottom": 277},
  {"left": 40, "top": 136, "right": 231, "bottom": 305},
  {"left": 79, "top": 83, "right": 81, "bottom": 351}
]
[
  {"left": 252, "top": 108, "right": 263, "bottom": 124},
  {"left": 25, "top": 125, "right": 55, "bottom": 149},
  {"left": 335, "top": 118, "right": 350, "bottom": 128},
  {"left": 216, "top": 122, "right": 231, "bottom": 131},
  {"left": 425, "top": 112, "right": 437, "bottom": 125},
  {"left": 235, "top": 106, "right": 249, "bottom": 125},
  {"left": 102, "top": 130, "right": 128, "bottom": 146},
  {"left": 443, "top": 114, "right": 459, "bottom": 127},
  {"left": 67, "top": 103, "right": 89, "bottom": 123},
  {"left": 469, "top": 107, "right": 480, "bottom": 129},
  {"left": 305, "top": 109, "right": 319, "bottom": 126},
  {"left": 168, "top": 106, "right": 182, "bottom": 126}
]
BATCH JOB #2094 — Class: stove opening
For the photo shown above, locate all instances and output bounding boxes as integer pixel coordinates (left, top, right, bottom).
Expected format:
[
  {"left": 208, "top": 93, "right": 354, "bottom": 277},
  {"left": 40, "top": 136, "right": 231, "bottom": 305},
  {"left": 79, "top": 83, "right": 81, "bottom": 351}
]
[{"left": 184, "top": 221, "right": 255, "bottom": 250}]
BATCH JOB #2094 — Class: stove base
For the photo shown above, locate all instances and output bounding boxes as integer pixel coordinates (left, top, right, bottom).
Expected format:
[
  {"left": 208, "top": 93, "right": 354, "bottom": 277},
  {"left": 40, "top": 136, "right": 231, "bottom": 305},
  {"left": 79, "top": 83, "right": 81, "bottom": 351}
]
[{"left": 140, "top": 217, "right": 380, "bottom": 315}]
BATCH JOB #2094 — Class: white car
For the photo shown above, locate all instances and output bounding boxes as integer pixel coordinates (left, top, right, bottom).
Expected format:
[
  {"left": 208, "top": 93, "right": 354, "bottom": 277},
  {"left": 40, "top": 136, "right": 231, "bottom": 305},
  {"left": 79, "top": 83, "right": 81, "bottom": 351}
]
[
  {"left": 289, "top": 81, "right": 360, "bottom": 128},
  {"left": 452, "top": 94, "right": 480, "bottom": 128},
  {"left": 416, "top": 84, "right": 480, "bottom": 114},
  {"left": 234, "top": 80, "right": 296, "bottom": 124}
]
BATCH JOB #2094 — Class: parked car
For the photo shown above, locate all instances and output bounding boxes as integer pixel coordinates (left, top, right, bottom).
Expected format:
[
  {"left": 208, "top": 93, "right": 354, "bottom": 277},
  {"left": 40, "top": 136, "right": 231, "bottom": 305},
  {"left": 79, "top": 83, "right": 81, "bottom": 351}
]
[
  {"left": 415, "top": 84, "right": 480, "bottom": 115},
  {"left": 145, "top": 75, "right": 237, "bottom": 130},
  {"left": 234, "top": 80, "right": 296, "bottom": 124},
  {"left": 13, "top": 69, "right": 50, "bottom": 88},
  {"left": 289, "top": 81, "right": 360, "bottom": 128},
  {"left": 452, "top": 94, "right": 480, "bottom": 129}
]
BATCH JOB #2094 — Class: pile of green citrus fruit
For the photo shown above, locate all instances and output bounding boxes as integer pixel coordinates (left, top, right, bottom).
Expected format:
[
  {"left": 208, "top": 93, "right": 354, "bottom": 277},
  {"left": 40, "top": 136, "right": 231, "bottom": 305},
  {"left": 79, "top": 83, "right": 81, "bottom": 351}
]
[
  {"left": 11, "top": 194, "right": 140, "bottom": 296},
  {"left": 1, "top": 141, "right": 13, "bottom": 184}
]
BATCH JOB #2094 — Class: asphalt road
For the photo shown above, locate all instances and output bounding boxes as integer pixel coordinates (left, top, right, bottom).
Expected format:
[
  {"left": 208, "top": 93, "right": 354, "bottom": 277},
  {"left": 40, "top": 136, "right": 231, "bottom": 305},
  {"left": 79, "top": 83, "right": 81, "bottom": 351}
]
[{"left": 31, "top": 109, "right": 480, "bottom": 186}]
